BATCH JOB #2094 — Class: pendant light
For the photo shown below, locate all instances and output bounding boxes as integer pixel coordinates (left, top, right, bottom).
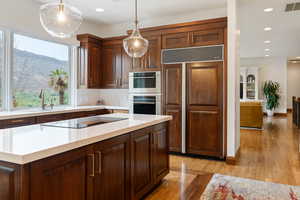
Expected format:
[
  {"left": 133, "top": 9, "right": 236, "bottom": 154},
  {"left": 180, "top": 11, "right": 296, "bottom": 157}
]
[
  {"left": 40, "top": 0, "right": 83, "bottom": 38},
  {"left": 123, "top": 0, "right": 149, "bottom": 58}
]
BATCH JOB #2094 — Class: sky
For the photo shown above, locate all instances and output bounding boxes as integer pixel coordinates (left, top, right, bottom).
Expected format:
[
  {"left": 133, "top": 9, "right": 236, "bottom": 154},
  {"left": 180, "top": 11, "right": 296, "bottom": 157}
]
[{"left": 13, "top": 34, "right": 69, "bottom": 61}]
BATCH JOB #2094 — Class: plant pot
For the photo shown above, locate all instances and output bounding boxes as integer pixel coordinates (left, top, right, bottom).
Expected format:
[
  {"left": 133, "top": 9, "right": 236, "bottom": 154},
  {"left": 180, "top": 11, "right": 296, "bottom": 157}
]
[{"left": 267, "top": 109, "right": 274, "bottom": 117}]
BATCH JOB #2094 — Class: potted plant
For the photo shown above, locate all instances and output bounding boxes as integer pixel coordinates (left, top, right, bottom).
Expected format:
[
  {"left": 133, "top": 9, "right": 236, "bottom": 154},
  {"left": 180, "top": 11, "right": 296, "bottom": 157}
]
[
  {"left": 263, "top": 81, "right": 280, "bottom": 117},
  {"left": 49, "top": 69, "right": 68, "bottom": 105}
]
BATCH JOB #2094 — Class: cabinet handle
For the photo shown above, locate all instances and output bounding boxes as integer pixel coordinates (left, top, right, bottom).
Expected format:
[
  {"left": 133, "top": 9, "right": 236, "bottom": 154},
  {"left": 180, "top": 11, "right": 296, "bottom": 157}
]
[
  {"left": 88, "top": 154, "right": 95, "bottom": 177},
  {"left": 96, "top": 151, "right": 102, "bottom": 174}
]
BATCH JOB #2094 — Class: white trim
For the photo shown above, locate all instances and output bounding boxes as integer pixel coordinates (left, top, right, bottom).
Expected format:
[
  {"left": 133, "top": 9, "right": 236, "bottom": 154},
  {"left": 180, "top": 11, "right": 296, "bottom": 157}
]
[{"left": 181, "top": 63, "right": 186, "bottom": 154}]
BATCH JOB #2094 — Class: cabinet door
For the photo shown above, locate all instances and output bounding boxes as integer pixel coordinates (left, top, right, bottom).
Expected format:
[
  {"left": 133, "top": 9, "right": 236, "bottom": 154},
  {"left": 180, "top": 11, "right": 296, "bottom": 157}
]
[
  {"left": 30, "top": 147, "right": 94, "bottom": 200},
  {"left": 189, "top": 29, "right": 224, "bottom": 46},
  {"left": 133, "top": 35, "right": 161, "bottom": 71},
  {"left": 101, "top": 45, "right": 122, "bottom": 88},
  {"left": 162, "top": 32, "right": 189, "bottom": 49},
  {"left": 152, "top": 125, "right": 169, "bottom": 184},
  {"left": 163, "top": 64, "right": 182, "bottom": 152},
  {"left": 131, "top": 128, "right": 153, "bottom": 200},
  {"left": 94, "top": 134, "right": 130, "bottom": 200},
  {"left": 121, "top": 49, "right": 132, "bottom": 88},
  {"left": 186, "top": 62, "right": 223, "bottom": 157},
  {"left": 87, "top": 44, "right": 101, "bottom": 88}
]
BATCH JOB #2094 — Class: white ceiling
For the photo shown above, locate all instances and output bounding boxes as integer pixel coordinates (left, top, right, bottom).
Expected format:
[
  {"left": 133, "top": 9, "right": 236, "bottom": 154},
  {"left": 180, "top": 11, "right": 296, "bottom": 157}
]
[
  {"left": 34, "top": 0, "right": 227, "bottom": 25},
  {"left": 239, "top": 0, "right": 300, "bottom": 59}
]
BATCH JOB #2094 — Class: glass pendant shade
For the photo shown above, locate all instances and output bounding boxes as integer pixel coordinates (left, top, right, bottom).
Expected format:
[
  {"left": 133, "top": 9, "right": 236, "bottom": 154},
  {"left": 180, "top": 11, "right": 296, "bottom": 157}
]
[
  {"left": 123, "top": 0, "right": 148, "bottom": 58},
  {"left": 123, "top": 28, "right": 149, "bottom": 58},
  {"left": 40, "top": 2, "right": 83, "bottom": 38}
]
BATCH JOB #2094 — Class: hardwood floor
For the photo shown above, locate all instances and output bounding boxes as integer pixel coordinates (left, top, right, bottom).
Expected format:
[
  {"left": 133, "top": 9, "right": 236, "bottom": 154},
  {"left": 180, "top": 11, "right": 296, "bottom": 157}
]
[{"left": 145, "top": 114, "right": 300, "bottom": 199}]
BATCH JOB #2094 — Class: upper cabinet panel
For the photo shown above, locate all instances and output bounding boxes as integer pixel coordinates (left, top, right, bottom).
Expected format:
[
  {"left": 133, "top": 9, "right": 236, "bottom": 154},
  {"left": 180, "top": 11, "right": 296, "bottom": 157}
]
[
  {"left": 189, "top": 29, "right": 224, "bottom": 47},
  {"left": 162, "top": 32, "right": 189, "bottom": 49}
]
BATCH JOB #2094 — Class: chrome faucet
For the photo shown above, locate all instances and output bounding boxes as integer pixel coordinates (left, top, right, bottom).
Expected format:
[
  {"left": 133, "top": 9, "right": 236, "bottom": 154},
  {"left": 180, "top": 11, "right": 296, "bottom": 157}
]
[{"left": 39, "top": 89, "right": 47, "bottom": 110}]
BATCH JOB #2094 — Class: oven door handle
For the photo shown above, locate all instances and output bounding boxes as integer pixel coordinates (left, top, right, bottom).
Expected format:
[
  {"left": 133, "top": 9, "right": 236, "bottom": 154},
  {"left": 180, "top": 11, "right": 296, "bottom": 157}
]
[
  {"left": 133, "top": 102, "right": 156, "bottom": 105},
  {"left": 133, "top": 77, "right": 156, "bottom": 79}
]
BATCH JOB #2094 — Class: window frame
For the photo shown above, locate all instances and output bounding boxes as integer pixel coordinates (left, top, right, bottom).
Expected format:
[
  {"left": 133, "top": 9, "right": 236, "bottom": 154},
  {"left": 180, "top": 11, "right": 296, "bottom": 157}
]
[
  {"left": 0, "top": 28, "right": 75, "bottom": 111},
  {"left": 0, "top": 29, "right": 5, "bottom": 111}
]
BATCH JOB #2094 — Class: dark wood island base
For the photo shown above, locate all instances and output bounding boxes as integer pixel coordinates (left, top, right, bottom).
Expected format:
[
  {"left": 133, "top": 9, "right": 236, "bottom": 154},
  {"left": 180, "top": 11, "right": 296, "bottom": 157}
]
[{"left": 0, "top": 122, "right": 169, "bottom": 200}]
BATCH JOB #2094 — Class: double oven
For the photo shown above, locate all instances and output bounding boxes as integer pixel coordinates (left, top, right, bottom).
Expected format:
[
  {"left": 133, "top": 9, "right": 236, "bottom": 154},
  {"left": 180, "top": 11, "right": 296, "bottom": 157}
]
[{"left": 129, "top": 71, "right": 162, "bottom": 115}]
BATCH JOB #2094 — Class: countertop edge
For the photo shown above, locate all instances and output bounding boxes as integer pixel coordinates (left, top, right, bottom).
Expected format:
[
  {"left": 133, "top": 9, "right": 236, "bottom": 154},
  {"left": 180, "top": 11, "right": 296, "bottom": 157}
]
[
  {"left": 0, "top": 106, "right": 129, "bottom": 120},
  {"left": 0, "top": 116, "right": 171, "bottom": 165}
]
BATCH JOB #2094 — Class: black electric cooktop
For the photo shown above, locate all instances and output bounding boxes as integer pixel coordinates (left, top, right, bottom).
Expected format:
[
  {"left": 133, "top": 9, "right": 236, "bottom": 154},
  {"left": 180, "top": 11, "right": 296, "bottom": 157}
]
[{"left": 41, "top": 116, "right": 128, "bottom": 129}]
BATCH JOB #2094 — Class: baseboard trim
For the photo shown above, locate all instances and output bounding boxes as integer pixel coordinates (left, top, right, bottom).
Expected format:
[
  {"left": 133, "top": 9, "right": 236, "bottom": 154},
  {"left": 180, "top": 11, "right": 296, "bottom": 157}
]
[{"left": 226, "top": 147, "right": 240, "bottom": 165}]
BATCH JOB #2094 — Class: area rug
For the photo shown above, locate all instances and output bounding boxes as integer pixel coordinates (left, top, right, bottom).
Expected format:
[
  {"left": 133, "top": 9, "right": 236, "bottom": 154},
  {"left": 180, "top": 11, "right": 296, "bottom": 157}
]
[{"left": 200, "top": 174, "right": 300, "bottom": 200}]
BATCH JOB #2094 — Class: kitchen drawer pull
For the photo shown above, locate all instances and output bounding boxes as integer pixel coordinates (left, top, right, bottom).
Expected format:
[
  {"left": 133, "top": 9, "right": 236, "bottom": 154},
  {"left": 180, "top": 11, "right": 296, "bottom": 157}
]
[
  {"left": 10, "top": 119, "right": 25, "bottom": 123},
  {"left": 88, "top": 154, "right": 95, "bottom": 177},
  {"left": 96, "top": 151, "right": 102, "bottom": 174}
]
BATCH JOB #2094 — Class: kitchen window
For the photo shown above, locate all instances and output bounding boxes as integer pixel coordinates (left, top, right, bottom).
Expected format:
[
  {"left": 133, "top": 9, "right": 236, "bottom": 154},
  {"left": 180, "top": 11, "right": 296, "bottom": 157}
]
[
  {"left": 12, "top": 34, "right": 71, "bottom": 108},
  {"left": 0, "top": 29, "right": 74, "bottom": 111}
]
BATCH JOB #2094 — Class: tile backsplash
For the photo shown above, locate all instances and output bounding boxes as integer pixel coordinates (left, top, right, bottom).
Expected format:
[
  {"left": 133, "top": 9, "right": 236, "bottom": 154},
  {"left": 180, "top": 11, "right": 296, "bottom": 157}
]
[{"left": 77, "top": 89, "right": 129, "bottom": 107}]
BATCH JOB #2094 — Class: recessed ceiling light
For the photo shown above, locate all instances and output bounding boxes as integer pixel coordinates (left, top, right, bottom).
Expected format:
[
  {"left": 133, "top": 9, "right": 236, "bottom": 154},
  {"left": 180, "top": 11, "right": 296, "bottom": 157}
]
[
  {"left": 96, "top": 8, "right": 105, "bottom": 12},
  {"left": 265, "top": 49, "right": 270, "bottom": 51},
  {"left": 264, "top": 8, "right": 274, "bottom": 12},
  {"left": 264, "top": 40, "right": 271, "bottom": 44},
  {"left": 265, "top": 55, "right": 270, "bottom": 57},
  {"left": 264, "top": 27, "right": 272, "bottom": 31}
]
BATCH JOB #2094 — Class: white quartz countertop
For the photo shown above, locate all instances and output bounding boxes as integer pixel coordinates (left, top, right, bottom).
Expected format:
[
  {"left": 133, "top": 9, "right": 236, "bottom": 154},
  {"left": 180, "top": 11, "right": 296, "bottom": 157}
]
[
  {"left": 0, "top": 105, "right": 129, "bottom": 120},
  {"left": 0, "top": 113, "right": 171, "bottom": 164}
]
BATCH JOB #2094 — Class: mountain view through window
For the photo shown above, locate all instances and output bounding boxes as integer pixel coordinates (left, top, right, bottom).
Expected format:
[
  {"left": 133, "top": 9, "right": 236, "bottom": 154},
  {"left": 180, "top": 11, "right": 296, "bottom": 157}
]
[{"left": 12, "top": 34, "right": 70, "bottom": 108}]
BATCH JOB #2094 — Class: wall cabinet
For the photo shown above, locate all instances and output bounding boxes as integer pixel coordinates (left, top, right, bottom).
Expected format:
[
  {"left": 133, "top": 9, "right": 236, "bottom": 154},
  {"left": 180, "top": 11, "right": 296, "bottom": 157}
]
[
  {"left": 77, "top": 34, "right": 102, "bottom": 89},
  {"left": 101, "top": 45, "right": 122, "bottom": 88},
  {"left": 189, "top": 29, "right": 224, "bottom": 46},
  {"left": 0, "top": 122, "right": 169, "bottom": 200},
  {"left": 163, "top": 64, "right": 182, "bottom": 152},
  {"left": 162, "top": 32, "right": 189, "bottom": 49},
  {"left": 132, "top": 35, "right": 161, "bottom": 72}
]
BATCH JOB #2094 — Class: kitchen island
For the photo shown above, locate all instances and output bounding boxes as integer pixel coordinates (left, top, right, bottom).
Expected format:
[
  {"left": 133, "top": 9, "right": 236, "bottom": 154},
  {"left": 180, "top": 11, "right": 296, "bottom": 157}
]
[{"left": 0, "top": 113, "right": 172, "bottom": 200}]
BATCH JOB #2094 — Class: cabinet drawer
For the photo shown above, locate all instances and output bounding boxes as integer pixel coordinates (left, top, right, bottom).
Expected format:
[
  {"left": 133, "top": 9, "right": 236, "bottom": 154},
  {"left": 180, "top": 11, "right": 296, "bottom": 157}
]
[
  {"left": 189, "top": 29, "right": 224, "bottom": 46},
  {"left": 1, "top": 117, "right": 36, "bottom": 128},
  {"left": 36, "top": 114, "right": 66, "bottom": 124}
]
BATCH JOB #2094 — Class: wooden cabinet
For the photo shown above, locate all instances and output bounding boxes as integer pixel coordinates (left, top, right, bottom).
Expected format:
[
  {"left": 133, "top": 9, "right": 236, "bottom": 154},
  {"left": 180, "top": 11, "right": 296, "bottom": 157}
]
[
  {"left": 131, "top": 128, "right": 153, "bottom": 200},
  {"left": 163, "top": 64, "right": 182, "bottom": 152},
  {"left": 0, "top": 117, "right": 36, "bottom": 128},
  {"left": 152, "top": 126, "right": 169, "bottom": 184},
  {"left": 77, "top": 34, "right": 102, "bottom": 89},
  {"left": 186, "top": 62, "right": 223, "bottom": 157},
  {"left": 133, "top": 35, "right": 161, "bottom": 71},
  {"left": 189, "top": 29, "right": 224, "bottom": 47},
  {"left": 94, "top": 134, "right": 131, "bottom": 200},
  {"left": 101, "top": 45, "right": 122, "bottom": 88},
  {"left": 30, "top": 147, "right": 93, "bottom": 200},
  {"left": 162, "top": 32, "right": 189, "bottom": 49},
  {"left": 0, "top": 122, "right": 169, "bottom": 200},
  {"left": 0, "top": 109, "right": 110, "bottom": 129},
  {"left": 121, "top": 49, "right": 132, "bottom": 88}
]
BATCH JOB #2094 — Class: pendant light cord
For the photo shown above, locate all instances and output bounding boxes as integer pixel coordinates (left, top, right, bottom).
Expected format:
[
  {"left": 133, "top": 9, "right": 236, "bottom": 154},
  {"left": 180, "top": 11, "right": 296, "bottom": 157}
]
[{"left": 135, "top": 0, "right": 138, "bottom": 29}]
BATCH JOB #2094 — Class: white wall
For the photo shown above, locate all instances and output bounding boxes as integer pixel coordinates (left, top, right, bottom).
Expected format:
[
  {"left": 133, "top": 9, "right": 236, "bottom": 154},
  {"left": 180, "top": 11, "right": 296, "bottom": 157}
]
[
  {"left": 241, "top": 57, "right": 288, "bottom": 113},
  {"left": 77, "top": 89, "right": 129, "bottom": 107},
  {"left": 0, "top": 0, "right": 104, "bottom": 45},
  {"left": 227, "top": 0, "right": 240, "bottom": 157},
  {"left": 95, "top": 7, "right": 227, "bottom": 37},
  {"left": 287, "top": 62, "right": 300, "bottom": 109}
]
